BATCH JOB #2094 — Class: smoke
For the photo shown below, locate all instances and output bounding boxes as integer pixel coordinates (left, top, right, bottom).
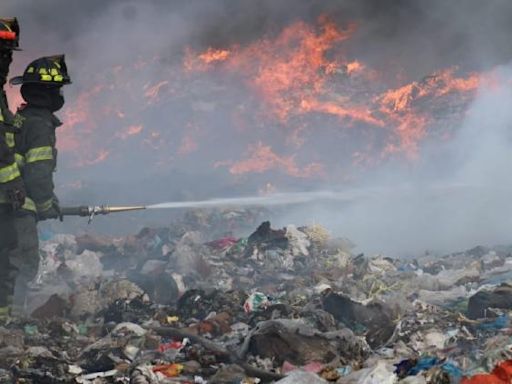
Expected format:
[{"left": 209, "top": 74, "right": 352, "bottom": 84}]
[
  {"left": 4, "top": 0, "right": 512, "bottom": 255},
  {"left": 277, "top": 67, "right": 512, "bottom": 255}
]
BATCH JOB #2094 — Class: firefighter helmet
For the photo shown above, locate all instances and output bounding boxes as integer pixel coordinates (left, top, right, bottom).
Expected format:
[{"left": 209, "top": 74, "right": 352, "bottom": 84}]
[
  {"left": 0, "top": 18, "right": 20, "bottom": 50},
  {"left": 10, "top": 55, "right": 71, "bottom": 86}
]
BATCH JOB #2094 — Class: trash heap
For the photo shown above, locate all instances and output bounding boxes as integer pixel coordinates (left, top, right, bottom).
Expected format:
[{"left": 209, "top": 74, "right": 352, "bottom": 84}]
[{"left": 3, "top": 212, "right": 512, "bottom": 383}]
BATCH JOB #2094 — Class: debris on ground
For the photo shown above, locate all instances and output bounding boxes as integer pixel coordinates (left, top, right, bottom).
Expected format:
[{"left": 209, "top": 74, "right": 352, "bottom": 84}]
[{"left": 3, "top": 213, "right": 512, "bottom": 383}]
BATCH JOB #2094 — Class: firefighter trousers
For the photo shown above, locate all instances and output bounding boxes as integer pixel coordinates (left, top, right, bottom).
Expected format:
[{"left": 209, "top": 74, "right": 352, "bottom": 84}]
[
  {"left": 0, "top": 207, "right": 18, "bottom": 307},
  {"left": 7, "top": 213, "right": 39, "bottom": 313}
]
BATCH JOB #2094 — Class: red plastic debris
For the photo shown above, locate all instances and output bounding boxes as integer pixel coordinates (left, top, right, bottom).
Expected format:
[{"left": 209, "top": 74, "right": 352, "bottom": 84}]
[
  {"left": 158, "top": 340, "right": 183, "bottom": 353},
  {"left": 461, "top": 360, "right": 512, "bottom": 384}
]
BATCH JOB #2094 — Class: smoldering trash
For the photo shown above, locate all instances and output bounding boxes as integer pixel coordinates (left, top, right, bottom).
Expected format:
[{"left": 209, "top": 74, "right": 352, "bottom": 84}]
[{"left": 0, "top": 209, "right": 511, "bottom": 383}]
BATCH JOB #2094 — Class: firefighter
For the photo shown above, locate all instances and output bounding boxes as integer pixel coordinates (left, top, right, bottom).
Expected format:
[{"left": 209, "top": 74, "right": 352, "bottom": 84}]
[
  {"left": 7, "top": 55, "right": 71, "bottom": 314},
  {"left": 0, "top": 17, "right": 26, "bottom": 318}
]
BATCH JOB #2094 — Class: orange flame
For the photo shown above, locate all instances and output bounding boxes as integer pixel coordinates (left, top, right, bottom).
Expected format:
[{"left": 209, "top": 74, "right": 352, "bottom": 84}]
[
  {"left": 218, "top": 142, "right": 324, "bottom": 178},
  {"left": 378, "top": 67, "right": 480, "bottom": 114},
  {"left": 116, "top": 124, "right": 143, "bottom": 140},
  {"left": 184, "top": 48, "right": 231, "bottom": 72},
  {"left": 19, "top": 17, "right": 486, "bottom": 179},
  {"left": 185, "top": 17, "right": 360, "bottom": 123},
  {"left": 375, "top": 67, "right": 480, "bottom": 157},
  {"left": 144, "top": 81, "right": 169, "bottom": 103},
  {"left": 74, "top": 149, "right": 110, "bottom": 167},
  {"left": 346, "top": 60, "right": 364, "bottom": 75}
]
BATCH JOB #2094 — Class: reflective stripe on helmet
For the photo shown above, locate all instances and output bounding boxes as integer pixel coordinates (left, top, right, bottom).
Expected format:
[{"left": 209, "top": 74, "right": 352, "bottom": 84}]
[
  {"left": 25, "top": 146, "right": 53, "bottom": 163},
  {"left": 0, "top": 162, "right": 20, "bottom": 183},
  {"left": 40, "top": 74, "right": 63, "bottom": 82}
]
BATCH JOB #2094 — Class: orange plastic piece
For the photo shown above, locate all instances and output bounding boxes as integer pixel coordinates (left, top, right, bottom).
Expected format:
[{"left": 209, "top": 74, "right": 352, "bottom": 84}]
[
  {"left": 152, "top": 363, "right": 184, "bottom": 377},
  {"left": 461, "top": 360, "right": 512, "bottom": 384}
]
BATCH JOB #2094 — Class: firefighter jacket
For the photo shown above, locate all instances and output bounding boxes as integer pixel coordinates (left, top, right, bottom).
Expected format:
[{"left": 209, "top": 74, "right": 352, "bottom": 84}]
[
  {"left": 0, "top": 90, "right": 23, "bottom": 204},
  {"left": 13, "top": 105, "right": 60, "bottom": 214}
]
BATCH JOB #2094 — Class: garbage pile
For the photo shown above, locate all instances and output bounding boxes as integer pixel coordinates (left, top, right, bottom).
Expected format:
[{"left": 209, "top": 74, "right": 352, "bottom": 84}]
[{"left": 3, "top": 213, "right": 512, "bottom": 383}]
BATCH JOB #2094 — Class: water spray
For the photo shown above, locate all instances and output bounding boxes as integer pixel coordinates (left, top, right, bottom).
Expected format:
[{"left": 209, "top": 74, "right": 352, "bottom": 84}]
[{"left": 60, "top": 184, "right": 490, "bottom": 223}]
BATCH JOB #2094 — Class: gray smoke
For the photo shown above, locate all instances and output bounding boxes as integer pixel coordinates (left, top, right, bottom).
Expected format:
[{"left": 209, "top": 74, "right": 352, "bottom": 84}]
[{"left": 4, "top": 0, "right": 512, "bottom": 255}]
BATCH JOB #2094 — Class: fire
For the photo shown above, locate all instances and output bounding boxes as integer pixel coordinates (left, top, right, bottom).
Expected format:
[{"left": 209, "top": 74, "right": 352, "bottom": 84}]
[
  {"left": 144, "top": 81, "right": 169, "bottom": 103},
  {"left": 116, "top": 124, "right": 143, "bottom": 140},
  {"left": 199, "top": 48, "right": 230, "bottom": 64},
  {"left": 231, "top": 17, "right": 356, "bottom": 122},
  {"left": 185, "top": 17, "right": 358, "bottom": 122},
  {"left": 184, "top": 48, "right": 231, "bottom": 72},
  {"left": 219, "top": 142, "right": 325, "bottom": 178},
  {"left": 346, "top": 60, "right": 364, "bottom": 75},
  {"left": 383, "top": 115, "right": 428, "bottom": 158},
  {"left": 378, "top": 67, "right": 480, "bottom": 114},
  {"left": 374, "top": 67, "right": 480, "bottom": 156},
  {"left": 74, "top": 149, "right": 110, "bottom": 167},
  {"left": 300, "top": 99, "right": 382, "bottom": 126},
  {"left": 8, "top": 15, "right": 487, "bottom": 182}
]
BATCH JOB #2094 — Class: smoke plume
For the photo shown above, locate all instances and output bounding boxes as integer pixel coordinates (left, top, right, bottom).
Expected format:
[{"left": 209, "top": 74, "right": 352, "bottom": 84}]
[{"left": 4, "top": 0, "right": 512, "bottom": 255}]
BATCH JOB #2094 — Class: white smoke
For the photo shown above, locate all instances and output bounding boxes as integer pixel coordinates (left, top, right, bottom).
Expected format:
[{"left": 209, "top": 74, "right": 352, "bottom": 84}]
[
  {"left": 3, "top": 0, "right": 512, "bottom": 255},
  {"left": 278, "top": 65, "right": 512, "bottom": 256}
]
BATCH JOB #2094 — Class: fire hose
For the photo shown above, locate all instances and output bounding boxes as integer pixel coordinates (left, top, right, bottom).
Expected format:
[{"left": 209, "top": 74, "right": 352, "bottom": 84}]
[{"left": 60, "top": 205, "right": 146, "bottom": 224}]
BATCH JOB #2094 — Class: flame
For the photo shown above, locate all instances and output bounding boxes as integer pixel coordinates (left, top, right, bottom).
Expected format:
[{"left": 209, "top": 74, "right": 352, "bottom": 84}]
[
  {"left": 184, "top": 48, "right": 231, "bottom": 72},
  {"left": 186, "top": 17, "right": 359, "bottom": 123},
  {"left": 383, "top": 115, "right": 428, "bottom": 158},
  {"left": 74, "top": 149, "right": 110, "bottom": 167},
  {"left": 346, "top": 60, "right": 364, "bottom": 75},
  {"left": 374, "top": 67, "right": 480, "bottom": 157},
  {"left": 7, "top": 16, "right": 487, "bottom": 181},
  {"left": 218, "top": 142, "right": 324, "bottom": 178},
  {"left": 199, "top": 48, "right": 231, "bottom": 64},
  {"left": 378, "top": 67, "right": 480, "bottom": 114},
  {"left": 231, "top": 17, "right": 356, "bottom": 121},
  {"left": 116, "top": 124, "right": 144, "bottom": 140},
  {"left": 300, "top": 99, "right": 383, "bottom": 126},
  {"left": 144, "top": 81, "right": 169, "bottom": 103}
]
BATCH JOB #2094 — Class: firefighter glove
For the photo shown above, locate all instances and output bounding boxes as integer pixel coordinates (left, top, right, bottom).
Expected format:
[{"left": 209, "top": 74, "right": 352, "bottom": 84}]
[{"left": 37, "top": 194, "right": 62, "bottom": 221}]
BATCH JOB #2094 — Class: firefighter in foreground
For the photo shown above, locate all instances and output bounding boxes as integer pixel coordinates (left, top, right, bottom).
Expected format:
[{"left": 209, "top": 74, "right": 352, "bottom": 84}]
[
  {"left": 0, "top": 18, "right": 26, "bottom": 317},
  {"left": 7, "top": 55, "right": 71, "bottom": 314}
]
